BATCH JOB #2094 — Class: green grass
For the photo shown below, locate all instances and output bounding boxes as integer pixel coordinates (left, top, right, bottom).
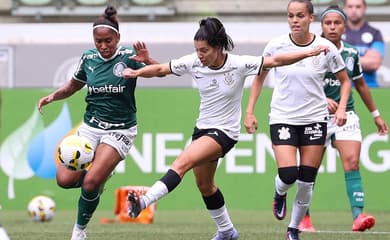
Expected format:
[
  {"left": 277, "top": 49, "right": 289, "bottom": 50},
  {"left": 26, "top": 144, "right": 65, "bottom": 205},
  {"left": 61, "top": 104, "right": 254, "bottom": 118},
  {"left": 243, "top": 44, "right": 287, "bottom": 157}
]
[{"left": 2, "top": 210, "right": 390, "bottom": 240}]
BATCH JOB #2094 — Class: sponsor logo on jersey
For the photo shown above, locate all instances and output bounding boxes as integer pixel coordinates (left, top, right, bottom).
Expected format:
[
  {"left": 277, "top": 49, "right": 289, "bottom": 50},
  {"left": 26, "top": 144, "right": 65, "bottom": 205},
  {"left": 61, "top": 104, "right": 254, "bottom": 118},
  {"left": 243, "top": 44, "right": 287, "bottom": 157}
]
[
  {"left": 210, "top": 79, "right": 219, "bottom": 88},
  {"left": 245, "top": 63, "right": 259, "bottom": 72},
  {"left": 324, "top": 77, "right": 340, "bottom": 87},
  {"left": 174, "top": 63, "right": 187, "bottom": 71},
  {"left": 88, "top": 85, "right": 125, "bottom": 94}
]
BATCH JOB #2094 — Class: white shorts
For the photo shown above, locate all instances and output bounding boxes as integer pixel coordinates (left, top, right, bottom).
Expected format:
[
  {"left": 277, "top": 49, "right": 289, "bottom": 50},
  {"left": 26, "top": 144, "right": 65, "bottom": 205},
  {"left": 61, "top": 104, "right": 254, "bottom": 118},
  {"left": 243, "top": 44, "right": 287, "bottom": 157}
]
[
  {"left": 325, "top": 111, "right": 362, "bottom": 147},
  {"left": 77, "top": 122, "right": 137, "bottom": 159}
]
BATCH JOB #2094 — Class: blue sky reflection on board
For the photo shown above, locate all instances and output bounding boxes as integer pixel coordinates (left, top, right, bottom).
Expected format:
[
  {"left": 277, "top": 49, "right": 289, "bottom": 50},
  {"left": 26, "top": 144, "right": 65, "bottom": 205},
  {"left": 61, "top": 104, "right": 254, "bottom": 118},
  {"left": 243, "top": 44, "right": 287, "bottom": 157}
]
[{"left": 28, "top": 103, "right": 72, "bottom": 179}]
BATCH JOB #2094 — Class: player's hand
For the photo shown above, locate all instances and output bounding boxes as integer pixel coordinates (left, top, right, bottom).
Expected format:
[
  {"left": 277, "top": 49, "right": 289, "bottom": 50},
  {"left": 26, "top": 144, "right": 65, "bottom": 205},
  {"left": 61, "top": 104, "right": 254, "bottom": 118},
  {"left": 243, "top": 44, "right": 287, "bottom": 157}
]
[
  {"left": 37, "top": 95, "right": 54, "bottom": 114},
  {"left": 309, "top": 45, "right": 330, "bottom": 56},
  {"left": 374, "top": 116, "right": 388, "bottom": 136},
  {"left": 244, "top": 112, "right": 258, "bottom": 134},
  {"left": 122, "top": 68, "right": 138, "bottom": 78},
  {"left": 334, "top": 107, "right": 347, "bottom": 126},
  {"left": 130, "top": 41, "right": 151, "bottom": 63},
  {"left": 327, "top": 98, "right": 338, "bottom": 114}
]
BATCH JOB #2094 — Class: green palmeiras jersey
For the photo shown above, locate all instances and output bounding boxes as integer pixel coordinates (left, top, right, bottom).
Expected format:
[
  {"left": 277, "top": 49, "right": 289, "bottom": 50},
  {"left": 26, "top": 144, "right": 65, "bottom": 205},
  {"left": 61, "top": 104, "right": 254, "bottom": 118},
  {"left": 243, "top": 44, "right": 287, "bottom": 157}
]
[
  {"left": 73, "top": 46, "right": 145, "bottom": 130},
  {"left": 323, "top": 41, "right": 363, "bottom": 112}
]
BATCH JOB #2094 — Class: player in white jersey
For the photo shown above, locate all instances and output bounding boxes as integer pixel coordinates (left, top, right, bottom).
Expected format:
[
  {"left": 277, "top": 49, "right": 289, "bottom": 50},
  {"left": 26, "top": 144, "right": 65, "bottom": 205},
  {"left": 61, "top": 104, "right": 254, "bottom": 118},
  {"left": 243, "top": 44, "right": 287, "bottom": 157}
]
[
  {"left": 244, "top": 1, "right": 352, "bottom": 240},
  {"left": 37, "top": 6, "right": 158, "bottom": 240},
  {"left": 299, "top": 5, "right": 388, "bottom": 233},
  {"left": 122, "top": 17, "right": 329, "bottom": 240}
]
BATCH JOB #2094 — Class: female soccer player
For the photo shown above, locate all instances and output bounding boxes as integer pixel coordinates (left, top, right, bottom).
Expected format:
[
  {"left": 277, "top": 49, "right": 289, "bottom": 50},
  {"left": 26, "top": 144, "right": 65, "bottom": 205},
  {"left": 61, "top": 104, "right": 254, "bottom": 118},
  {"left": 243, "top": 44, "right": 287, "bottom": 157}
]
[
  {"left": 122, "top": 17, "right": 329, "bottom": 240},
  {"left": 244, "top": 1, "right": 352, "bottom": 239},
  {"left": 37, "top": 6, "right": 157, "bottom": 240},
  {"left": 299, "top": 4, "right": 388, "bottom": 233}
]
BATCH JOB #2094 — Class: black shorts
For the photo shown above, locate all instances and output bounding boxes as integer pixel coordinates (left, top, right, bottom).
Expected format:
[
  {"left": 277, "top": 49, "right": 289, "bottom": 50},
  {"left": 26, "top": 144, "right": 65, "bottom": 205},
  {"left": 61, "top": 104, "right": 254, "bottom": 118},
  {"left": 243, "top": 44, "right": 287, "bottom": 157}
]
[
  {"left": 192, "top": 127, "right": 237, "bottom": 157},
  {"left": 270, "top": 122, "right": 327, "bottom": 146}
]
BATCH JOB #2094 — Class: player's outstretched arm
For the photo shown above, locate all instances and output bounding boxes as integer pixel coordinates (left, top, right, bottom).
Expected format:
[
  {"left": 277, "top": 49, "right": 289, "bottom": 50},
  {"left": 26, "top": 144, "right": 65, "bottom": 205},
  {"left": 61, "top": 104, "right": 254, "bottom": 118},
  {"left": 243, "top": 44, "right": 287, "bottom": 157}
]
[
  {"left": 122, "top": 63, "right": 171, "bottom": 78},
  {"left": 263, "top": 45, "right": 329, "bottom": 68},
  {"left": 37, "top": 79, "right": 85, "bottom": 113}
]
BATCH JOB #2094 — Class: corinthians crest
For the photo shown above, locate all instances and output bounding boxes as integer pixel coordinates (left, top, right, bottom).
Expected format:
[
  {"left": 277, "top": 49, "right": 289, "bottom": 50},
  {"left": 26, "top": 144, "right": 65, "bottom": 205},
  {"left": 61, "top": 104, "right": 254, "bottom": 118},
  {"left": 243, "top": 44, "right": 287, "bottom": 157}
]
[{"left": 224, "top": 72, "right": 234, "bottom": 86}]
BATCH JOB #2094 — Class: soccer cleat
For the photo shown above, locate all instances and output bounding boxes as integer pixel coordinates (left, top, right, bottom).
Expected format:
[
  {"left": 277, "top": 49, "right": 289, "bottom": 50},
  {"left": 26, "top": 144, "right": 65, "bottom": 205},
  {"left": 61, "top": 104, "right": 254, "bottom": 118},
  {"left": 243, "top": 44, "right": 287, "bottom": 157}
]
[
  {"left": 352, "top": 213, "right": 375, "bottom": 231},
  {"left": 298, "top": 215, "right": 316, "bottom": 232},
  {"left": 273, "top": 191, "right": 287, "bottom": 220},
  {"left": 127, "top": 191, "right": 142, "bottom": 218},
  {"left": 70, "top": 225, "right": 87, "bottom": 240},
  {"left": 211, "top": 227, "right": 239, "bottom": 240},
  {"left": 286, "top": 227, "right": 299, "bottom": 240}
]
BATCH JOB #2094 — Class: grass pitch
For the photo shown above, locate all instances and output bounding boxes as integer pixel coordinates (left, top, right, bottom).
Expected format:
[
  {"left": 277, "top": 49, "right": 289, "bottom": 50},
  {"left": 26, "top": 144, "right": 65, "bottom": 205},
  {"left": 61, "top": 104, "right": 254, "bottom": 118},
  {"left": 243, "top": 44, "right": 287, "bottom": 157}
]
[{"left": 2, "top": 210, "right": 390, "bottom": 240}]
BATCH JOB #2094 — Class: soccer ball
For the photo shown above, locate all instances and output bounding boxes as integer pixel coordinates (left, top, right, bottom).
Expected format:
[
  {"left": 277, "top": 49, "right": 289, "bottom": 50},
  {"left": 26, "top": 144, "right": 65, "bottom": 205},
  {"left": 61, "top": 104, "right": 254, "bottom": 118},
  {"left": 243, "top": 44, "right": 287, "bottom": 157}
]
[
  {"left": 58, "top": 135, "right": 94, "bottom": 171},
  {"left": 27, "top": 195, "right": 56, "bottom": 222}
]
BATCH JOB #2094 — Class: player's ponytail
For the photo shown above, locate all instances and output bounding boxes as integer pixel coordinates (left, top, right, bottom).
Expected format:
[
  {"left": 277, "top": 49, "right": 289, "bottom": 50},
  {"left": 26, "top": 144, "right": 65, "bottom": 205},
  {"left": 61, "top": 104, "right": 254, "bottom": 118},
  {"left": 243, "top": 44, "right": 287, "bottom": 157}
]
[{"left": 194, "top": 17, "right": 234, "bottom": 51}]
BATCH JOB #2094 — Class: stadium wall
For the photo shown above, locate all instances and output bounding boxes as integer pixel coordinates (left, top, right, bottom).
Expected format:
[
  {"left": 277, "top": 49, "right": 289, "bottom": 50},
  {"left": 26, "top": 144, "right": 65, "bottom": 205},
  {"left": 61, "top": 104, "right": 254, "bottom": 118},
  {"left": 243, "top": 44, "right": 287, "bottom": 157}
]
[{"left": 0, "top": 22, "right": 390, "bottom": 88}]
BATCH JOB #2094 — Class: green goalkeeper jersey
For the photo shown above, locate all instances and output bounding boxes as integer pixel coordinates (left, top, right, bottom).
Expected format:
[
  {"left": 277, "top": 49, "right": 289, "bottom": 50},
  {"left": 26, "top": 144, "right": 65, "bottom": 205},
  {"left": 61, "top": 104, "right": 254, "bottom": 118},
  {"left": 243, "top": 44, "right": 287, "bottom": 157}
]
[
  {"left": 323, "top": 41, "right": 363, "bottom": 112},
  {"left": 74, "top": 46, "right": 145, "bottom": 130}
]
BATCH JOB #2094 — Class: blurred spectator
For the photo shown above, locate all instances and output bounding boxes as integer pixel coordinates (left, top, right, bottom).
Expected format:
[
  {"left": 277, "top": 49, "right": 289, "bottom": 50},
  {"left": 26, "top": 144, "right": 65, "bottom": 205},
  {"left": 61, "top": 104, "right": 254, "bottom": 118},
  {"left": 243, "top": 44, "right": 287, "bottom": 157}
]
[{"left": 342, "top": 0, "right": 385, "bottom": 87}]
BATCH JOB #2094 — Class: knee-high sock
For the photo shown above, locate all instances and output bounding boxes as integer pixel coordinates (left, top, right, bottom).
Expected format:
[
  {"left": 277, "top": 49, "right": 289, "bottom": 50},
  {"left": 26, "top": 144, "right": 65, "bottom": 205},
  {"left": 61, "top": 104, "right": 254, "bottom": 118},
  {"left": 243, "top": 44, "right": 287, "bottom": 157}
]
[
  {"left": 289, "top": 180, "right": 314, "bottom": 229},
  {"left": 203, "top": 189, "right": 234, "bottom": 232},
  {"left": 275, "top": 175, "right": 294, "bottom": 196},
  {"left": 345, "top": 170, "right": 364, "bottom": 219},
  {"left": 76, "top": 187, "right": 100, "bottom": 228},
  {"left": 142, "top": 169, "right": 181, "bottom": 208}
]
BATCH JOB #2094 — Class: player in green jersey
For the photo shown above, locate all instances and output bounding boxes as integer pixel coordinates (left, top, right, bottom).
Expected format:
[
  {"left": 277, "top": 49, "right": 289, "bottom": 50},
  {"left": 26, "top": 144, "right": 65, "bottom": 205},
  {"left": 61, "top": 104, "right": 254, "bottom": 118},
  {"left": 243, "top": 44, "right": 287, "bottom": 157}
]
[
  {"left": 37, "top": 6, "right": 158, "bottom": 240},
  {"left": 299, "top": 5, "right": 388, "bottom": 233}
]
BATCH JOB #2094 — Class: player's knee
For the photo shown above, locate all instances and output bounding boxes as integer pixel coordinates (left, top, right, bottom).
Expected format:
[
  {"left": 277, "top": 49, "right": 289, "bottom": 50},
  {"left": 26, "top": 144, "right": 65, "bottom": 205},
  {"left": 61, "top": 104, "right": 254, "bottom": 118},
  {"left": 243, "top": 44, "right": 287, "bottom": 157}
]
[
  {"left": 278, "top": 166, "right": 299, "bottom": 184},
  {"left": 298, "top": 165, "right": 319, "bottom": 182},
  {"left": 82, "top": 178, "right": 100, "bottom": 192},
  {"left": 195, "top": 179, "right": 215, "bottom": 196}
]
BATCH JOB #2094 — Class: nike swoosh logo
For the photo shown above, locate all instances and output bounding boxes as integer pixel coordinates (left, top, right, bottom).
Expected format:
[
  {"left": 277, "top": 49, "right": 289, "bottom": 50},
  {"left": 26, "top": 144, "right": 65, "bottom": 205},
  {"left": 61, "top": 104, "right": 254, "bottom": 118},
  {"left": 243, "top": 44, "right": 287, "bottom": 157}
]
[
  {"left": 276, "top": 204, "right": 285, "bottom": 218},
  {"left": 309, "top": 136, "right": 320, "bottom": 140},
  {"left": 208, "top": 131, "right": 219, "bottom": 136}
]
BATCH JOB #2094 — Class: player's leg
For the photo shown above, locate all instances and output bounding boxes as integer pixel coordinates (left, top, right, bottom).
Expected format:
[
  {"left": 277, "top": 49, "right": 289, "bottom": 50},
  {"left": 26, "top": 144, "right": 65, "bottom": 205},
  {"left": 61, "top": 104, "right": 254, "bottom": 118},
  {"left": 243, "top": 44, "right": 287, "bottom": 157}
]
[
  {"left": 72, "top": 126, "right": 135, "bottom": 240},
  {"left": 270, "top": 124, "right": 299, "bottom": 221},
  {"left": 71, "top": 143, "right": 122, "bottom": 240},
  {"left": 333, "top": 112, "right": 374, "bottom": 231},
  {"left": 128, "top": 133, "right": 224, "bottom": 217},
  {"left": 334, "top": 139, "right": 375, "bottom": 231},
  {"left": 287, "top": 122, "right": 326, "bottom": 239},
  {"left": 193, "top": 161, "right": 238, "bottom": 240}
]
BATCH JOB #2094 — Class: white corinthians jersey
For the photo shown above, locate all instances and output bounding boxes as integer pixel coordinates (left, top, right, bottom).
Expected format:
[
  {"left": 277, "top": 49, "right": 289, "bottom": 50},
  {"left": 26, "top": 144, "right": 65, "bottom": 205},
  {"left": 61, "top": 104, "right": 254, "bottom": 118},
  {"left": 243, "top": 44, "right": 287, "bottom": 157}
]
[
  {"left": 265, "top": 34, "right": 345, "bottom": 125},
  {"left": 170, "top": 53, "right": 264, "bottom": 140}
]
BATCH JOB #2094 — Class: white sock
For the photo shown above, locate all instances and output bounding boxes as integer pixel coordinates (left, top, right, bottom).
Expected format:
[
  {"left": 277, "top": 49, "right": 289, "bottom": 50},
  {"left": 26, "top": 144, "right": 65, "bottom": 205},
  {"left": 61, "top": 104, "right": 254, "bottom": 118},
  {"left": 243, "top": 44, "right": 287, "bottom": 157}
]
[
  {"left": 275, "top": 174, "right": 293, "bottom": 196},
  {"left": 142, "top": 181, "right": 168, "bottom": 208},
  {"left": 289, "top": 180, "right": 314, "bottom": 229},
  {"left": 208, "top": 205, "right": 234, "bottom": 232}
]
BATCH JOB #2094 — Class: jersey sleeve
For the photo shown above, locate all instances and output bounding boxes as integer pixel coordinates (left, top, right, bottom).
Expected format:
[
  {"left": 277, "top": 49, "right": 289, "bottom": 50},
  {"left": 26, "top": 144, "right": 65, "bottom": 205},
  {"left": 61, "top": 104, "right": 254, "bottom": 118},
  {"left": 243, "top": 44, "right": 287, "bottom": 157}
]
[
  {"left": 327, "top": 43, "right": 345, "bottom": 74},
  {"left": 240, "top": 55, "right": 264, "bottom": 76},
  {"left": 73, "top": 54, "right": 87, "bottom": 83},
  {"left": 170, "top": 53, "right": 196, "bottom": 76},
  {"left": 372, "top": 30, "right": 385, "bottom": 57},
  {"left": 351, "top": 51, "right": 363, "bottom": 81}
]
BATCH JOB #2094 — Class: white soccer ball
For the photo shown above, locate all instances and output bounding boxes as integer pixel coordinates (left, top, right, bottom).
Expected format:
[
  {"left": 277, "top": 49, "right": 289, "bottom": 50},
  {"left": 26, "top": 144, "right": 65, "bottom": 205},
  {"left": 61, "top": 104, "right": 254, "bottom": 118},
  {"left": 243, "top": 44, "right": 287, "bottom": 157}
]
[
  {"left": 27, "top": 195, "right": 56, "bottom": 222},
  {"left": 58, "top": 135, "right": 94, "bottom": 171}
]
